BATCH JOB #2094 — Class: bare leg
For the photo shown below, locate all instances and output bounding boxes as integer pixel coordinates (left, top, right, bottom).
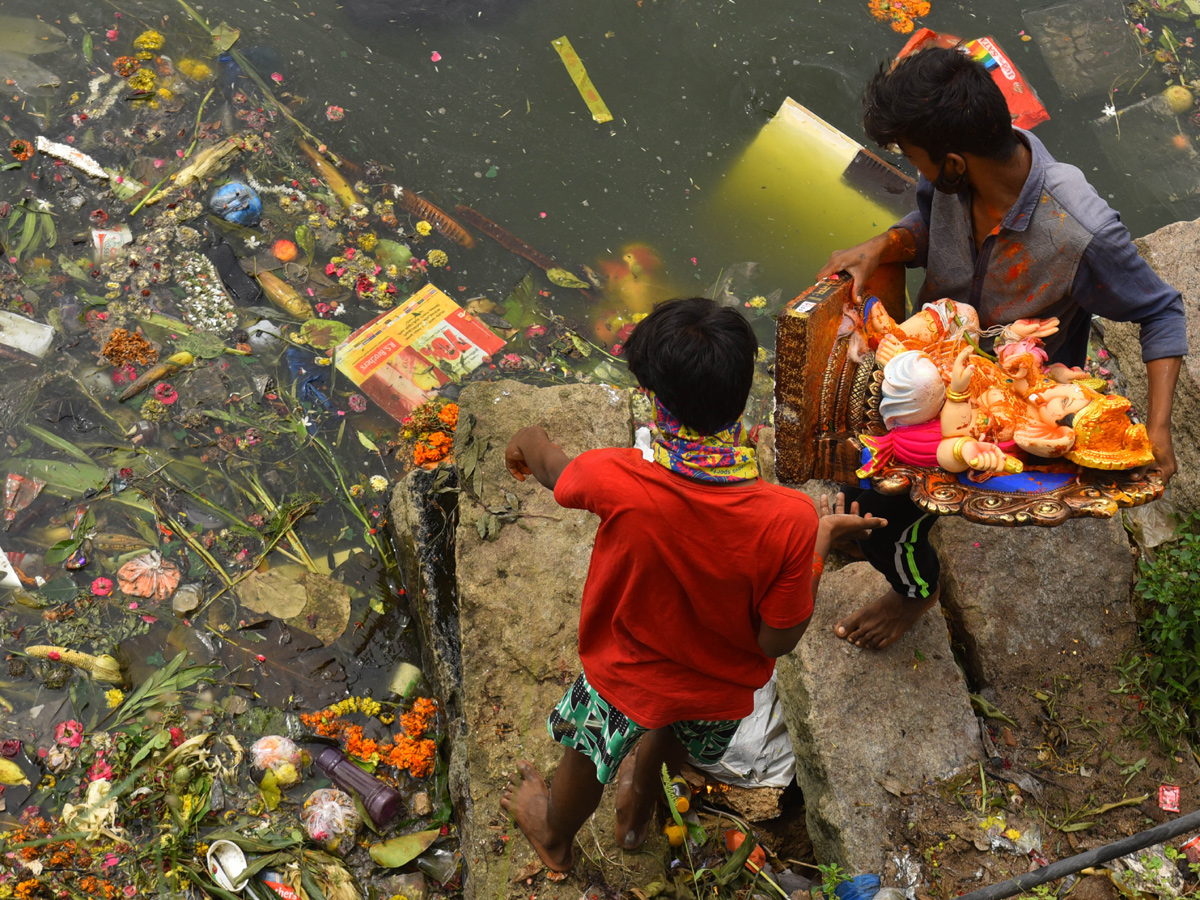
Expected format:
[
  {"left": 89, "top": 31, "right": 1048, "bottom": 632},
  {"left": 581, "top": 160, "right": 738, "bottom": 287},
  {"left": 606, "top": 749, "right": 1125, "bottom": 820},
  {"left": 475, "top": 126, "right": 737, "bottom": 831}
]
[
  {"left": 834, "top": 585, "right": 940, "bottom": 650},
  {"left": 500, "top": 750, "right": 604, "bottom": 874},
  {"left": 614, "top": 728, "right": 687, "bottom": 850}
]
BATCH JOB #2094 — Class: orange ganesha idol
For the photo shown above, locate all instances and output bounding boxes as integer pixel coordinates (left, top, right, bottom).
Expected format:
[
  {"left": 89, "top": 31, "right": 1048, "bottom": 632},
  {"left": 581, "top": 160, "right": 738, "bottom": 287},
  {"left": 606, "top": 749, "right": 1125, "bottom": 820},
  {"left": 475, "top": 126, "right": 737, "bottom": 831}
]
[{"left": 856, "top": 297, "right": 1155, "bottom": 481}]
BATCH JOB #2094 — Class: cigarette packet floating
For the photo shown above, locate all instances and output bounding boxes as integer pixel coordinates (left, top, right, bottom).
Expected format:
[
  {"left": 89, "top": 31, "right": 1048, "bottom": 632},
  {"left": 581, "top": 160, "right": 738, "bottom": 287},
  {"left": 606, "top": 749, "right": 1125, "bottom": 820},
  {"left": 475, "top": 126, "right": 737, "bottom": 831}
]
[{"left": 551, "top": 36, "right": 613, "bottom": 124}]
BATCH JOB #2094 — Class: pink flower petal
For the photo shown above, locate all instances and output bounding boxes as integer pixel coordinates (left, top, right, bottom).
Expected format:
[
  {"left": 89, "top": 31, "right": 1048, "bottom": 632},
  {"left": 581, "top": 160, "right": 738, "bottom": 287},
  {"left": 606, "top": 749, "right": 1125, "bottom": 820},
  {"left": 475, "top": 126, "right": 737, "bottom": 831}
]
[
  {"left": 271, "top": 72, "right": 283, "bottom": 83},
  {"left": 430, "top": 51, "right": 442, "bottom": 62}
]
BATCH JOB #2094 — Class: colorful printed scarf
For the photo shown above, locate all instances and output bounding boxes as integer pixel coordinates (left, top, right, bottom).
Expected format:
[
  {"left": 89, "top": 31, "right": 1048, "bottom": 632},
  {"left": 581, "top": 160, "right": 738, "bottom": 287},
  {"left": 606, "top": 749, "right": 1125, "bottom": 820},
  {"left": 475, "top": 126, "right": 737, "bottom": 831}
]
[{"left": 651, "top": 396, "right": 758, "bottom": 483}]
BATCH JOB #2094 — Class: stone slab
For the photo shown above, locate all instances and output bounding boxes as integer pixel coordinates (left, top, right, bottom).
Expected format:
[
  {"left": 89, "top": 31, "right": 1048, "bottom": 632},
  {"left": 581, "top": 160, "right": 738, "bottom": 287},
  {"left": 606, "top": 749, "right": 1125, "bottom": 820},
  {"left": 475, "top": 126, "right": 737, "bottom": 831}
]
[
  {"left": 1101, "top": 217, "right": 1200, "bottom": 519},
  {"left": 931, "top": 515, "right": 1136, "bottom": 687},
  {"left": 449, "top": 381, "right": 655, "bottom": 900},
  {"left": 774, "top": 562, "right": 981, "bottom": 874}
]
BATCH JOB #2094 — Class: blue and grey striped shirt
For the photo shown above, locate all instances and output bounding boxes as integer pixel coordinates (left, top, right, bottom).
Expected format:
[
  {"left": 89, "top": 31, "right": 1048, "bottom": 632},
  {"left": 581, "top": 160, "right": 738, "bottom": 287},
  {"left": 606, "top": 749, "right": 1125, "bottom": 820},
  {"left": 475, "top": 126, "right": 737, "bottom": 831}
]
[{"left": 894, "top": 129, "right": 1188, "bottom": 367}]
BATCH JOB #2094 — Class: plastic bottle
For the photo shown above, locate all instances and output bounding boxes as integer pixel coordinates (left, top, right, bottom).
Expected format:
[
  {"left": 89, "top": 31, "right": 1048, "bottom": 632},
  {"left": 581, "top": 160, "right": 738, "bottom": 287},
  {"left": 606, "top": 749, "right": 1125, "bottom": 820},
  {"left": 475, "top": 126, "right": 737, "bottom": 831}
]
[
  {"left": 669, "top": 776, "right": 690, "bottom": 813},
  {"left": 314, "top": 747, "right": 403, "bottom": 828}
]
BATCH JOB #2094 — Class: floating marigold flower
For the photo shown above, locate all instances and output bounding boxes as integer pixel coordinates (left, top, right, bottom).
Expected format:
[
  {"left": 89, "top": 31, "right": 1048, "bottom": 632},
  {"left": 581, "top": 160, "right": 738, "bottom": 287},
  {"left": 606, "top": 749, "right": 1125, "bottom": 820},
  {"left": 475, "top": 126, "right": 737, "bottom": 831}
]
[
  {"left": 325, "top": 105, "right": 345, "bottom": 121},
  {"left": 867, "top": 0, "right": 930, "bottom": 33},
  {"left": 415, "top": 221, "right": 433, "bottom": 236},
  {"left": 426, "top": 249, "right": 449, "bottom": 268},
  {"left": 9, "top": 139, "right": 33, "bottom": 162},
  {"left": 437, "top": 403, "right": 458, "bottom": 430},
  {"left": 113, "top": 56, "right": 140, "bottom": 77},
  {"left": 127, "top": 68, "right": 157, "bottom": 92},
  {"left": 369, "top": 475, "right": 388, "bottom": 493},
  {"left": 133, "top": 29, "right": 165, "bottom": 51},
  {"left": 104, "top": 689, "right": 124, "bottom": 709}
]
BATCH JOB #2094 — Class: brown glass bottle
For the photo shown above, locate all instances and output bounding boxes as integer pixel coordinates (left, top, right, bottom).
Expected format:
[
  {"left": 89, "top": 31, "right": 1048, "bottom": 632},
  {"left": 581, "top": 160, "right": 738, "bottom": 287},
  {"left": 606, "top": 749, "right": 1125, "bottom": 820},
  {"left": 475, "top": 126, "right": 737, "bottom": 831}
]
[{"left": 315, "top": 747, "right": 403, "bottom": 827}]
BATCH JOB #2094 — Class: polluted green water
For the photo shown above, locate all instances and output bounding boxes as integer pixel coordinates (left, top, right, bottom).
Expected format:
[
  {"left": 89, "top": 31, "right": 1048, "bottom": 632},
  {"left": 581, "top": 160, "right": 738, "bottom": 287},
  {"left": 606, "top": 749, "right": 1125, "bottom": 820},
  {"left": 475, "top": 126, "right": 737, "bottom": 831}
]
[{"left": 0, "top": 0, "right": 1196, "bottom": 896}]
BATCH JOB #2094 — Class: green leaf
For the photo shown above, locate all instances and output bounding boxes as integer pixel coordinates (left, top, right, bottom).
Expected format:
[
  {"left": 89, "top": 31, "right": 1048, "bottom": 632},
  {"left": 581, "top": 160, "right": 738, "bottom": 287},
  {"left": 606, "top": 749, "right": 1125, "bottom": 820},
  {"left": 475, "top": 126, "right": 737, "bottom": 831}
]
[
  {"left": 174, "top": 330, "right": 228, "bottom": 359},
  {"left": 368, "top": 828, "right": 441, "bottom": 868},
  {"left": 259, "top": 769, "right": 281, "bottom": 810},
  {"left": 82, "top": 31, "right": 93, "bottom": 63},
  {"left": 300, "top": 318, "right": 351, "bottom": 351},
  {"left": 130, "top": 730, "right": 171, "bottom": 768},
  {"left": 1, "top": 163, "right": 20, "bottom": 172},
  {"left": 716, "top": 827, "right": 755, "bottom": 884},
  {"left": 295, "top": 224, "right": 315, "bottom": 264},
  {"left": 502, "top": 274, "right": 534, "bottom": 327},
  {"left": 2, "top": 457, "right": 110, "bottom": 498},
  {"left": 13, "top": 208, "right": 37, "bottom": 260},
  {"left": 567, "top": 332, "right": 593, "bottom": 358},
  {"left": 23, "top": 424, "right": 94, "bottom": 465},
  {"left": 211, "top": 21, "right": 240, "bottom": 52},
  {"left": 44, "top": 538, "right": 80, "bottom": 565},
  {"left": 546, "top": 267, "right": 590, "bottom": 290}
]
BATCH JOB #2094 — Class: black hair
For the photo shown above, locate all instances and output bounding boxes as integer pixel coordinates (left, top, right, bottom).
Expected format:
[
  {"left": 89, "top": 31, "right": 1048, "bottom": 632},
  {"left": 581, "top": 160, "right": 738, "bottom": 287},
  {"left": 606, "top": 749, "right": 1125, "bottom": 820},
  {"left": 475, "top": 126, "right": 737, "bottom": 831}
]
[
  {"left": 862, "top": 46, "right": 1019, "bottom": 163},
  {"left": 623, "top": 297, "right": 757, "bottom": 435}
]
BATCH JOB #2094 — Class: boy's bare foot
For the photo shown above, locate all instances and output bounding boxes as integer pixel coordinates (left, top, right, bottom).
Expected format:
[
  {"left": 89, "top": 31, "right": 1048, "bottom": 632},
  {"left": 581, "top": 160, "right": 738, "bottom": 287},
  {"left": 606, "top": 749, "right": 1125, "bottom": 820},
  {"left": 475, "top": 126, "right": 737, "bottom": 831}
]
[
  {"left": 834, "top": 586, "right": 940, "bottom": 650},
  {"left": 501, "top": 760, "right": 574, "bottom": 875},
  {"left": 614, "top": 747, "right": 654, "bottom": 850}
]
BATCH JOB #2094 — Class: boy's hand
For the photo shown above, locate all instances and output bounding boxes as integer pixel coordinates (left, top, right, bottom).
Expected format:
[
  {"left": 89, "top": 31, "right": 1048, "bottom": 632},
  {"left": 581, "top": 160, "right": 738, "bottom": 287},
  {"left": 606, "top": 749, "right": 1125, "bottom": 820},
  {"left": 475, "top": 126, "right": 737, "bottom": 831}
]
[
  {"left": 817, "top": 492, "right": 887, "bottom": 544},
  {"left": 505, "top": 432, "right": 535, "bottom": 481},
  {"left": 504, "top": 426, "right": 572, "bottom": 490}
]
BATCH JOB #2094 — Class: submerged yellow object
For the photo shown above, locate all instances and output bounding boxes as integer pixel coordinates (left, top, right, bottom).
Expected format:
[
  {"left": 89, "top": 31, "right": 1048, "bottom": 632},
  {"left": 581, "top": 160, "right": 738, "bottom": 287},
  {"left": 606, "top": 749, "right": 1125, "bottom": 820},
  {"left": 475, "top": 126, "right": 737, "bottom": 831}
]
[
  {"left": 256, "top": 270, "right": 316, "bottom": 320},
  {"left": 299, "top": 141, "right": 360, "bottom": 209}
]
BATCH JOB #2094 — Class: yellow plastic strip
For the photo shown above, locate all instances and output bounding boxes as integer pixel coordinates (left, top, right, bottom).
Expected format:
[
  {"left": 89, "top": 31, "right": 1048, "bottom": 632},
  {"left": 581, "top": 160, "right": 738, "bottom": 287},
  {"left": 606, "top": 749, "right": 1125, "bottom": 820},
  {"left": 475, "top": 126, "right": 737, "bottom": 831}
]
[{"left": 551, "top": 36, "right": 613, "bottom": 124}]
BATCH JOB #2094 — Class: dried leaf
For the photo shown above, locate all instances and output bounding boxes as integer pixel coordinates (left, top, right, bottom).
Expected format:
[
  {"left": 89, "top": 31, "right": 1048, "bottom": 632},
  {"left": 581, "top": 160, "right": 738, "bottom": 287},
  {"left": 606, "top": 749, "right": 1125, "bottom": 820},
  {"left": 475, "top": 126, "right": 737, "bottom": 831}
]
[
  {"left": 236, "top": 565, "right": 309, "bottom": 619},
  {"left": 259, "top": 769, "right": 281, "bottom": 811},
  {"left": 286, "top": 572, "right": 351, "bottom": 645},
  {"left": 357, "top": 431, "right": 380, "bottom": 452},
  {"left": 211, "top": 22, "right": 240, "bottom": 52}
]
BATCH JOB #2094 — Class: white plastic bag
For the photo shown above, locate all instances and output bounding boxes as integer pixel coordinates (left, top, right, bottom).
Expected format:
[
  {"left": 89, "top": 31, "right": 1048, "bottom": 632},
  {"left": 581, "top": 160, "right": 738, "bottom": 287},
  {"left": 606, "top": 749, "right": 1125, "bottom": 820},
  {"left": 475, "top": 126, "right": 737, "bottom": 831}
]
[{"left": 689, "top": 672, "right": 795, "bottom": 788}]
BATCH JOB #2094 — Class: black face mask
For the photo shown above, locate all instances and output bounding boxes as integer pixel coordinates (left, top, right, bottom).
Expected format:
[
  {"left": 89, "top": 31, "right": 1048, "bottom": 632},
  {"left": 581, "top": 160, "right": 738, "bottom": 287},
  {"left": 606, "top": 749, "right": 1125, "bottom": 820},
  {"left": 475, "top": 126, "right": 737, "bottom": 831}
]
[{"left": 933, "top": 157, "right": 969, "bottom": 195}]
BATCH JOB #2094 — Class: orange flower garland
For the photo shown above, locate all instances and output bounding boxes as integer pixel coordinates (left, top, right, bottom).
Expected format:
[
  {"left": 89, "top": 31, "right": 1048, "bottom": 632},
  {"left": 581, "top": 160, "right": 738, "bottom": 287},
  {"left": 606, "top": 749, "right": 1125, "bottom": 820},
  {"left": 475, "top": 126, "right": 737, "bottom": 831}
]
[
  {"left": 300, "top": 697, "right": 438, "bottom": 778},
  {"left": 868, "top": 0, "right": 930, "bottom": 33},
  {"left": 9, "top": 139, "right": 34, "bottom": 162}
]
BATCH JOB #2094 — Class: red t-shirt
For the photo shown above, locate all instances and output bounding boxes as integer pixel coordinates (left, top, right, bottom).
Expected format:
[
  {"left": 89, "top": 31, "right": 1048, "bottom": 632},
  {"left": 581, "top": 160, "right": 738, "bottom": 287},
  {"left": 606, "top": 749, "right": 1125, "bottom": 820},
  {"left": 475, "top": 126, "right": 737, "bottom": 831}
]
[{"left": 553, "top": 448, "right": 818, "bottom": 729}]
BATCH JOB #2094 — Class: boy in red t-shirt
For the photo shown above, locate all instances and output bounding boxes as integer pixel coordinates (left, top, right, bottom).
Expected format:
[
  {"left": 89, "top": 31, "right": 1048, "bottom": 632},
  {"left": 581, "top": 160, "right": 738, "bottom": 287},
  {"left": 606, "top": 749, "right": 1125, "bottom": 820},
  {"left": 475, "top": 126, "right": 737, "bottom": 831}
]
[{"left": 501, "top": 297, "right": 884, "bottom": 875}]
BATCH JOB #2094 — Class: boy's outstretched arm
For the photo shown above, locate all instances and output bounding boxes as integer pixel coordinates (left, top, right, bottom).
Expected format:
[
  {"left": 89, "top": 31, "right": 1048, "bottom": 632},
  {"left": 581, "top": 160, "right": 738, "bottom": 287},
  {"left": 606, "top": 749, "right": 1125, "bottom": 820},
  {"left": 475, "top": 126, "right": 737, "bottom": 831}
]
[
  {"left": 756, "top": 493, "right": 886, "bottom": 659},
  {"left": 505, "top": 426, "right": 572, "bottom": 490}
]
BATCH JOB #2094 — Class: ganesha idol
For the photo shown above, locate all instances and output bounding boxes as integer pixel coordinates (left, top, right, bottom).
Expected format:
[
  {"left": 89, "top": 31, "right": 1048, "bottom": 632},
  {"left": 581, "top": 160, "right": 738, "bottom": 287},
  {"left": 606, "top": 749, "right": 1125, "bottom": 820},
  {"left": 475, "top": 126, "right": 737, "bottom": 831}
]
[{"left": 855, "top": 297, "right": 1156, "bottom": 482}]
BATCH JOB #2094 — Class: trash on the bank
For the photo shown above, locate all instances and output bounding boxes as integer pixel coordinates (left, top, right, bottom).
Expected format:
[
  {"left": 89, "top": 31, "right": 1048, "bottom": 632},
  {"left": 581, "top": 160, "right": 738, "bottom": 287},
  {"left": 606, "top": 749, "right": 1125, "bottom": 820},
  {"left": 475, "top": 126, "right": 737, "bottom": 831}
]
[
  {"left": 1159, "top": 784, "right": 1181, "bottom": 812},
  {"left": 250, "top": 735, "right": 305, "bottom": 787},
  {"left": 210, "top": 181, "right": 263, "bottom": 225},
  {"left": 35, "top": 136, "right": 108, "bottom": 180},
  {"left": 335, "top": 283, "right": 505, "bottom": 423},
  {"left": 25, "top": 646, "right": 123, "bottom": 683},
  {"left": 389, "top": 661, "right": 422, "bottom": 698},
  {"left": 1108, "top": 843, "right": 1185, "bottom": 899},
  {"left": 207, "top": 839, "right": 249, "bottom": 892},
  {"left": 116, "top": 550, "right": 182, "bottom": 601},
  {"left": 897, "top": 30, "right": 1049, "bottom": 129},
  {"left": 0, "top": 311, "right": 55, "bottom": 358},
  {"left": 723, "top": 829, "right": 766, "bottom": 873},
  {"left": 976, "top": 813, "right": 1042, "bottom": 856},
  {"left": 302, "top": 787, "right": 362, "bottom": 853},
  {"left": 316, "top": 746, "right": 403, "bottom": 827},
  {"left": 1182, "top": 833, "right": 1200, "bottom": 865},
  {"left": 551, "top": 35, "right": 613, "bottom": 123}
]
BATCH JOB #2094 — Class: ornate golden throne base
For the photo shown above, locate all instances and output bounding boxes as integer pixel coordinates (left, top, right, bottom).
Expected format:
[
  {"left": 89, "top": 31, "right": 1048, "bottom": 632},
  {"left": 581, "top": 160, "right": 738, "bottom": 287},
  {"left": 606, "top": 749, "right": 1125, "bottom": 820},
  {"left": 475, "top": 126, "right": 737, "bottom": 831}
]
[{"left": 772, "top": 272, "right": 1164, "bottom": 527}]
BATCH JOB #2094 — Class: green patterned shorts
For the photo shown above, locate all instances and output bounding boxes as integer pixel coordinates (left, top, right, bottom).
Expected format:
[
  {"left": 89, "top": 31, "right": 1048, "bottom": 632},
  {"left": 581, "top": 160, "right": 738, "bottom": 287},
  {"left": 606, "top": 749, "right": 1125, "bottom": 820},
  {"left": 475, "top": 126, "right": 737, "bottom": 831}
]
[{"left": 547, "top": 671, "right": 741, "bottom": 784}]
